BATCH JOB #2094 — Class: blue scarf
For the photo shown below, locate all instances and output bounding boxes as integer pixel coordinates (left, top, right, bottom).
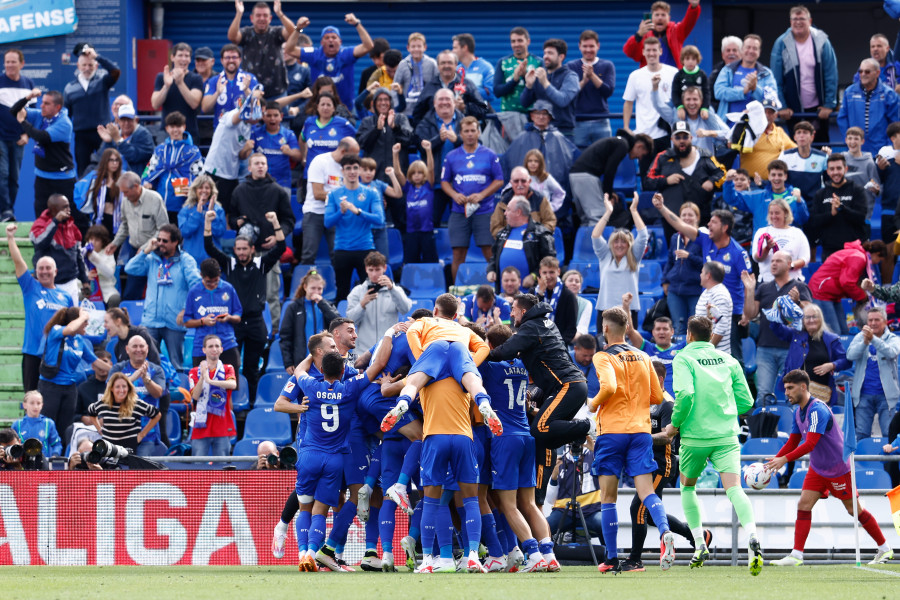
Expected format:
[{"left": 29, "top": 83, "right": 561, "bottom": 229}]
[{"left": 543, "top": 280, "right": 563, "bottom": 318}]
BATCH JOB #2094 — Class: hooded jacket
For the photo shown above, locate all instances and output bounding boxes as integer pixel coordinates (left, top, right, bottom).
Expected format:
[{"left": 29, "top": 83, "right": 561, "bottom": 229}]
[
  {"left": 807, "top": 240, "right": 870, "bottom": 302},
  {"left": 623, "top": 3, "right": 701, "bottom": 69},
  {"left": 501, "top": 122, "right": 579, "bottom": 190},
  {"left": 141, "top": 133, "right": 204, "bottom": 211},
  {"left": 644, "top": 146, "right": 725, "bottom": 215},
  {"left": 356, "top": 89, "right": 414, "bottom": 182},
  {"left": 770, "top": 26, "right": 838, "bottom": 111},
  {"left": 487, "top": 301, "right": 585, "bottom": 393},
  {"left": 124, "top": 249, "right": 201, "bottom": 331},
  {"left": 228, "top": 173, "right": 294, "bottom": 249},
  {"left": 29, "top": 211, "right": 87, "bottom": 285}
]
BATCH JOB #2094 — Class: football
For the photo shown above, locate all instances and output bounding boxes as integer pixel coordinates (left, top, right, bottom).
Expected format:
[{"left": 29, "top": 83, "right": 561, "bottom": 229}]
[{"left": 744, "top": 462, "right": 772, "bottom": 490}]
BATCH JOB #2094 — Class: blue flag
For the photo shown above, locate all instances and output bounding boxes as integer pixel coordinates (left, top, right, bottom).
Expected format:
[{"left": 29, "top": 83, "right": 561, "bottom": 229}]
[{"left": 842, "top": 385, "right": 857, "bottom": 462}]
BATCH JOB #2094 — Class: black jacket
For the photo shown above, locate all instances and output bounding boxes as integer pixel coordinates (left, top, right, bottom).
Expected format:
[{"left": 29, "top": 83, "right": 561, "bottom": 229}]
[
  {"left": 809, "top": 179, "right": 868, "bottom": 254},
  {"left": 228, "top": 174, "right": 294, "bottom": 249},
  {"left": 279, "top": 297, "right": 341, "bottom": 367},
  {"left": 530, "top": 283, "right": 579, "bottom": 346},
  {"left": 488, "top": 302, "right": 586, "bottom": 391},
  {"left": 356, "top": 108, "right": 414, "bottom": 183},
  {"left": 412, "top": 75, "right": 490, "bottom": 125},
  {"left": 570, "top": 128, "right": 637, "bottom": 196},
  {"left": 644, "top": 146, "right": 725, "bottom": 218},
  {"left": 487, "top": 218, "right": 556, "bottom": 282},
  {"left": 205, "top": 234, "right": 284, "bottom": 318}
]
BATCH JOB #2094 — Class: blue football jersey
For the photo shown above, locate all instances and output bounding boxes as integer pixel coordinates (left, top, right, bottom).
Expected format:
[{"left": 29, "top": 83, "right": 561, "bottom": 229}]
[
  {"left": 283, "top": 372, "right": 367, "bottom": 453},
  {"left": 479, "top": 359, "right": 531, "bottom": 436}
]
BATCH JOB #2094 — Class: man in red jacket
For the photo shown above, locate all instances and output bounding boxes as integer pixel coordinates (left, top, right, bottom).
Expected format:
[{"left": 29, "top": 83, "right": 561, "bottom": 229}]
[{"left": 623, "top": 0, "right": 701, "bottom": 69}]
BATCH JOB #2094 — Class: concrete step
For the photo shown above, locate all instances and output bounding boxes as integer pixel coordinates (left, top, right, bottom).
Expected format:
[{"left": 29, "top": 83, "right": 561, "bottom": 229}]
[
  {"left": 0, "top": 327, "right": 24, "bottom": 348},
  {"left": 0, "top": 400, "right": 21, "bottom": 421},
  {"left": 0, "top": 293, "right": 24, "bottom": 311}
]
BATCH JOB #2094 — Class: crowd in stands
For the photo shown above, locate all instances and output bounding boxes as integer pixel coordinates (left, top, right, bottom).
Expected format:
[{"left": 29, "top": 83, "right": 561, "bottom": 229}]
[{"left": 4, "top": 0, "right": 900, "bottom": 481}]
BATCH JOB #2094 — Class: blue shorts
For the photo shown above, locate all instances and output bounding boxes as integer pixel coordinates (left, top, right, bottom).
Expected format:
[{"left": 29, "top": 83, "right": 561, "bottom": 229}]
[
  {"left": 473, "top": 425, "right": 492, "bottom": 486},
  {"left": 342, "top": 432, "right": 373, "bottom": 486},
  {"left": 296, "top": 448, "right": 344, "bottom": 507},
  {"left": 358, "top": 388, "right": 416, "bottom": 435},
  {"left": 591, "top": 432, "right": 658, "bottom": 478},
  {"left": 420, "top": 433, "right": 479, "bottom": 487},
  {"left": 381, "top": 435, "right": 412, "bottom": 489},
  {"left": 410, "top": 341, "right": 481, "bottom": 386},
  {"left": 490, "top": 435, "right": 537, "bottom": 490}
]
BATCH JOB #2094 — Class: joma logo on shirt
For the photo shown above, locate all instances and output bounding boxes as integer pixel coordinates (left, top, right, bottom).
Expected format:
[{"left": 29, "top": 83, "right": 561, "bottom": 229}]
[
  {"left": 616, "top": 354, "right": 644, "bottom": 363},
  {"left": 697, "top": 357, "right": 724, "bottom": 366}
]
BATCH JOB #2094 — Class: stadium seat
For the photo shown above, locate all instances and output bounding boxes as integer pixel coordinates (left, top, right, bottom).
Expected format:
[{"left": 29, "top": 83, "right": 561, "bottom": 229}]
[
  {"left": 166, "top": 408, "right": 182, "bottom": 445},
  {"left": 242, "top": 407, "right": 292, "bottom": 445},
  {"left": 465, "top": 236, "right": 487, "bottom": 263},
  {"left": 267, "top": 343, "right": 284, "bottom": 371},
  {"left": 645, "top": 225, "right": 668, "bottom": 260},
  {"left": 581, "top": 295, "right": 598, "bottom": 335},
  {"left": 743, "top": 338, "right": 757, "bottom": 375},
  {"left": 788, "top": 468, "right": 809, "bottom": 489},
  {"left": 337, "top": 300, "right": 348, "bottom": 316},
  {"left": 255, "top": 371, "right": 291, "bottom": 408},
  {"left": 434, "top": 228, "right": 452, "bottom": 263},
  {"left": 572, "top": 227, "right": 595, "bottom": 263},
  {"left": 855, "top": 437, "right": 888, "bottom": 471},
  {"left": 400, "top": 263, "right": 446, "bottom": 299},
  {"left": 636, "top": 295, "right": 657, "bottom": 331},
  {"left": 612, "top": 156, "right": 637, "bottom": 191},
  {"left": 455, "top": 263, "right": 489, "bottom": 287},
  {"left": 290, "top": 264, "right": 336, "bottom": 300},
  {"left": 232, "top": 438, "right": 261, "bottom": 457},
  {"left": 314, "top": 235, "right": 331, "bottom": 266},
  {"left": 741, "top": 437, "right": 783, "bottom": 464},
  {"left": 637, "top": 261, "right": 663, "bottom": 296},
  {"left": 230, "top": 410, "right": 237, "bottom": 445},
  {"left": 169, "top": 372, "right": 190, "bottom": 414},
  {"left": 120, "top": 300, "right": 144, "bottom": 326},
  {"left": 387, "top": 227, "right": 403, "bottom": 270},
  {"left": 553, "top": 227, "right": 565, "bottom": 266},
  {"left": 401, "top": 298, "right": 433, "bottom": 320},
  {"left": 855, "top": 469, "right": 892, "bottom": 490},
  {"left": 232, "top": 374, "right": 250, "bottom": 412},
  {"left": 568, "top": 261, "right": 600, "bottom": 291},
  {"left": 262, "top": 302, "right": 273, "bottom": 337}
]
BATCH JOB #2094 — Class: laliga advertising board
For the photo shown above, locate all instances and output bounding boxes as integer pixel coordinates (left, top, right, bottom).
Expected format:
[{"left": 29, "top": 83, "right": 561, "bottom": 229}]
[
  {"left": 0, "top": 0, "right": 77, "bottom": 42},
  {"left": 0, "top": 472, "right": 408, "bottom": 566}
]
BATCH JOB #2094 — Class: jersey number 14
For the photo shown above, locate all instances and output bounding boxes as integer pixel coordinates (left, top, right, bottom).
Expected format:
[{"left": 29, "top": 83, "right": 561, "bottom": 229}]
[{"left": 504, "top": 378, "right": 527, "bottom": 410}]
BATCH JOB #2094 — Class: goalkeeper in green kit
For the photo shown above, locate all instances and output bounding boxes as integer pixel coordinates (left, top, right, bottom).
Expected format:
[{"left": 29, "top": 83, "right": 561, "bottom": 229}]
[{"left": 664, "top": 316, "right": 763, "bottom": 576}]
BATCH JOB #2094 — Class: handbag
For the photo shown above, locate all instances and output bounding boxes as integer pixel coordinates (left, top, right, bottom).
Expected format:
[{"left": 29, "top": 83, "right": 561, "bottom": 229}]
[
  {"left": 39, "top": 337, "right": 66, "bottom": 380},
  {"left": 807, "top": 381, "right": 832, "bottom": 404}
]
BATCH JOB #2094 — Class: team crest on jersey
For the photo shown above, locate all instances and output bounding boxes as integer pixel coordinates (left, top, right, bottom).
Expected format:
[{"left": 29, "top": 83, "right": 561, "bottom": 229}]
[
  {"left": 222, "top": 292, "right": 229, "bottom": 301},
  {"left": 466, "top": 160, "right": 474, "bottom": 169},
  {"left": 358, "top": 192, "right": 366, "bottom": 201},
  {"left": 279, "top": 137, "right": 286, "bottom": 146},
  {"left": 811, "top": 162, "right": 818, "bottom": 169},
  {"left": 723, "top": 253, "right": 730, "bottom": 262},
  {"left": 326, "top": 63, "right": 334, "bottom": 72},
  {"left": 544, "top": 319, "right": 554, "bottom": 327},
  {"left": 328, "top": 128, "right": 337, "bottom": 136}
]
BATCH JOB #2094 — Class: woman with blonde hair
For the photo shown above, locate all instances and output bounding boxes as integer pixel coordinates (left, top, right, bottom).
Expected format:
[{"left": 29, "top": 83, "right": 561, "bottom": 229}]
[
  {"left": 87, "top": 372, "right": 161, "bottom": 452},
  {"left": 279, "top": 270, "right": 341, "bottom": 372},
  {"left": 751, "top": 198, "right": 810, "bottom": 283},
  {"left": 77, "top": 147, "right": 125, "bottom": 237},
  {"left": 592, "top": 192, "right": 648, "bottom": 326},
  {"left": 179, "top": 174, "right": 226, "bottom": 262}
]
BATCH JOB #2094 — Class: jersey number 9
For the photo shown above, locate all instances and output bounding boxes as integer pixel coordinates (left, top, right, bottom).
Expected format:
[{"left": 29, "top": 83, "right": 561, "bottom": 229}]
[{"left": 321, "top": 404, "right": 340, "bottom": 432}]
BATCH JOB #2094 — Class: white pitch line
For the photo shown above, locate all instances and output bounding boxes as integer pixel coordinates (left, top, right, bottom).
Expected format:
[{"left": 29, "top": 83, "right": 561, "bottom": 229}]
[{"left": 855, "top": 565, "right": 900, "bottom": 577}]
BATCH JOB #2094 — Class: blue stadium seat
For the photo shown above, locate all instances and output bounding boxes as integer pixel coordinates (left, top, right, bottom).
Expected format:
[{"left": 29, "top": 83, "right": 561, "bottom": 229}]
[
  {"left": 581, "top": 295, "right": 598, "bottom": 335},
  {"left": 855, "top": 437, "right": 888, "bottom": 471},
  {"left": 788, "top": 468, "right": 809, "bottom": 489},
  {"left": 645, "top": 226, "right": 668, "bottom": 260},
  {"left": 856, "top": 469, "right": 892, "bottom": 490},
  {"left": 387, "top": 227, "right": 403, "bottom": 270},
  {"left": 314, "top": 234, "right": 331, "bottom": 266},
  {"left": 169, "top": 372, "right": 190, "bottom": 414},
  {"left": 255, "top": 371, "right": 291, "bottom": 408},
  {"left": 455, "top": 263, "right": 489, "bottom": 287},
  {"left": 120, "top": 300, "right": 144, "bottom": 326},
  {"left": 402, "top": 298, "right": 434, "bottom": 320},
  {"left": 267, "top": 343, "right": 284, "bottom": 371},
  {"left": 263, "top": 302, "right": 273, "bottom": 337},
  {"left": 220, "top": 230, "right": 236, "bottom": 256},
  {"left": 232, "top": 438, "right": 261, "bottom": 457},
  {"left": 638, "top": 261, "right": 663, "bottom": 296},
  {"left": 568, "top": 261, "right": 600, "bottom": 291},
  {"left": 802, "top": 262, "right": 821, "bottom": 281},
  {"left": 230, "top": 410, "right": 237, "bottom": 445},
  {"left": 743, "top": 337, "right": 757, "bottom": 375},
  {"left": 232, "top": 374, "right": 250, "bottom": 412},
  {"left": 242, "top": 407, "right": 292, "bottom": 445},
  {"left": 434, "top": 228, "right": 452, "bottom": 263},
  {"left": 166, "top": 408, "right": 182, "bottom": 445},
  {"left": 637, "top": 295, "right": 657, "bottom": 331},
  {"left": 741, "top": 437, "right": 783, "bottom": 464},
  {"left": 336, "top": 300, "right": 348, "bottom": 316},
  {"left": 465, "top": 236, "right": 487, "bottom": 263},
  {"left": 553, "top": 227, "right": 565, "bottom": 266},
  {"left": 613, "top": 156, "right": 637, "bottom": 191},
  {"left": 400, "top": 263, "right": 446, "bottom": 298},
  {"left": 572, "top": 227, "right": 595, "bottom": 263},
  {"left": 290, "top": 264, "right": 336, "bottom": 300}
]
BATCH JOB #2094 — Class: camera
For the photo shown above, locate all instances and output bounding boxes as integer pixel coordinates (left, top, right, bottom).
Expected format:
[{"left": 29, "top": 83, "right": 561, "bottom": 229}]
[
  {"left": 87, "top": 439, "right": 130, "bottom": 464},
  {"left": 266, "top": 446, "right": 297, "bottom": 469},
  {"left": 7, "top": 444, "right": 23, "bottom": 461},
  {"left": 367, "top": 282, "right": 383, "bottom": 293}
]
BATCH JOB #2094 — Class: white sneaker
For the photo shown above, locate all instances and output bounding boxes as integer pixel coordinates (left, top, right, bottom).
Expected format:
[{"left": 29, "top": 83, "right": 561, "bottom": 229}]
[
  {"left": 507, "top": 547, "right": 524, "bottom": 572},
  {"left": 359, "top": 550, "right": 382, "bottom": 572},
  {"left": 386, "top": 483, "right": 413, "bottom": 515},
  {"left": 357, "top": 484, "right": 372, "bottom": 522},
  {"left": 770, "top": 554, "right": 803, "bottom": 567},
  {"left": 465, "top": 551, "right": 487, "bottom": 573},
  {"left": 869, "top": 548, "right": 894, "bottom": 565},
  {"left": 545, "top": 555, "right": 561, "bottom": 572},
  {"left": 484, "top": 556, "right": 506, "bottom": 572},
  {"left": 381, "top": 400, "right": 409, "bottom": 432},
  {"left": 433, "top": 557, "right": 457, "bottom": 573},
  {"left": 415, "top": 554, "right": 434, "bottom": 574},
  {"left": 401, "top": 535, "right": 418, "bottom": 571},
  {"left": 660, "top": 531, "right": 675, "bottom": 571},
  {"left": 519, "top": 554, "right": 548, "bottom": 573},
  {"left": 382, "top": 551, "right": 396, "bottom": 572},
  {"left": 271, "top": 523, "right": 287, "bottom": 559},
  {"left": 316, "top": 548, "right": 343, "bottom": 572}
]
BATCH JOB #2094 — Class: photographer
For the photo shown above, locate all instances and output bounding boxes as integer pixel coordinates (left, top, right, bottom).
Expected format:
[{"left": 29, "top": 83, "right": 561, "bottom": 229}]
[
  {"left": 346, "top": 251, "right": 411, "bottom": 351},
  {"left": 67, "top": 437, "right": 103, "bottom": 470},
  {"left": 88, "top": 372, "right": 160, "bottom": 453},
  {"left": 0, "top": 429, "right": 50, "bottom": 471},
  {"left": 253, "top": 440, "right": 295, "bottom": 470},
  {"left": 0, "top": 429, "right": 23, "bottom": 471},
  {"left": 544, "top": 435, "right": 604, "bottom": 541}
]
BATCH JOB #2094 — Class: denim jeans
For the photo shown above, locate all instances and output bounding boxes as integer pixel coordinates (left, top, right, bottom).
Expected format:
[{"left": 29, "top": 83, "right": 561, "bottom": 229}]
[
  {"left": 147, "top": 326, "right": 186, "bottom": 371},
  {"left": 814, "top": 299, "right": 848, "bottom": 335},
  {"left": 856, "top": 393, "right": 898, "bottom": 440},
  {"left": 755, "top": 346, "right": 789, "bottom": 404},
  {"left": 667, "top": 292, "right": 700, "bottom": 336},
  {"left": 573, "top": 119, "right": 612, "bottom": 149},
  {"left": 0, "top": 140, "right": 24, "bottom": 214},
  {"left": 191, "top": 436, "right": 232, "bottom": 457}
]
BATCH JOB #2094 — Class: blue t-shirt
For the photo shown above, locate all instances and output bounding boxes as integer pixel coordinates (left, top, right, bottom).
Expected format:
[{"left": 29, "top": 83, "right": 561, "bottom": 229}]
[
  {"left": 479, "top": 359, "right": 531, "bottom": 436},
  {"left": 727, "top": 65, "right": 756, "bottom": 114},
  {"left": 641, "top": 341, "right": 684, "bottom": 395},
  {"left": 403, "top": 181, "right": 434, "bottom": 233},
  {"left": 695, "top": 230, "right": 750, "bottom": 313},
  {"left": 324, "top": 184, "right": 385, "bottom": 251},
  {"left": 861, "top": 345, "right": 885, "bottom": 395},
  {"left": 461, "top": 294, "right": 511, "bottom": 324},
  {"left": 19, "top": 273, "right": 74, "bottom": 356},
  {"left": 251, "top": 124, "right": 299, "bottom": 189},
  {"left": 498, "top": 225, "right": 530, "bottom": 279},
  {"left": 283, "top": 371, "right": 368, "bottom": 453},
  {"left": 184, "top": 280, "right": 243, "bottom": 355},
  {"left": 571, "top": 352, "right": 600, "bottom": 399},
  {"left": 440, "top": 145, "right": 504, "bottom": 215},
  {"left": 301, "top": 116, "right": 356, "bottom": 177},
  {"left": 115, "top": 361, "right": 165, "bottom": 443},
  {"left": 790, "top": 400, "right": 833, "bottom": 435},
  {"left": 40, "top": 326, "right": 98, "bottom": 386},
  {"left": 299, "top": 46, "right": 359, "bottom": 107},
  {"left": 204, "top": 70, "right": 259, "bottom": 126}
]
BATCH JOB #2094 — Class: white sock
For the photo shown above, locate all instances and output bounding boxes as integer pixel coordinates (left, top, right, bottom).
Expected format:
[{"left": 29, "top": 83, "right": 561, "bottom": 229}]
[
  {"left": 541, "top": 552, "right": 555, "bottom": 561},
  {"left": 791, "top": 550, "right": 804, "bottom": 560},
  {"left": 394, "top": 482, "right": 407, "bottom": 492},
  {"left": 691, "top": 527, "right": 705, "bottom": 547},
  {"left": 275, "top": 521, "right": 288, "bottom": 533},
  {"left": 529, "top": 551, "right": 543, "bottom": 561},
  {"left": 878, "top": 543, "right": 891, "bottom": 552}
]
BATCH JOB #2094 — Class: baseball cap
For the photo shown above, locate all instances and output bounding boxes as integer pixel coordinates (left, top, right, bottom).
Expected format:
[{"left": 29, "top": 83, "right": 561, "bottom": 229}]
[
  {"left": 321, "top": 26, "right": 341, "bottom": 38},
  {"left": 195, "top": 47, "right": 215, "bottom": 61},
  {"left": 117, "top": 104, "right": 136, "bottom": 119},
  {"left": 762, "top": 98, "right": 778, "bottom": 111},
  {"left": 672, "top": 121, "right": 691, "bottom": 136}
]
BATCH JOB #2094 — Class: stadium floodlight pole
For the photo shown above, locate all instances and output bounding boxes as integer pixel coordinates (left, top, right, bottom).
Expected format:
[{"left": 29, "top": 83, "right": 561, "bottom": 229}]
[{"left": 850, "top": 455, "right": 861, "bottom": 567}]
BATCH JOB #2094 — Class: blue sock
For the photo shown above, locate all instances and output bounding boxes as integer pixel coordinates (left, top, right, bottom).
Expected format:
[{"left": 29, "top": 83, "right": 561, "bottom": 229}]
[
  {"left": 365, "top": 504, "right": 380, "bottom": 550},
  {"left": 481, "top": 513, "right": 503, "bottom": 557},
  {"left": 309, "top": 514, "right": 326, "bottom": 553},
  {"left": 436, "top": 504, "right": 455, "bottom": 559},
  {"left": 600, "top": 503, "right": 619, "bottom": 559},
  {"left": 296, "top": 510, "right": 311, "bottom": 552},
  {"left": 474, "top": 392, "right": 491, "bottom": 406},
  {"left": 463, "top": 497, "right": 482, "bottom": 554},
  {"left": 397, "top": 394, "right": 413, "bottom": 406},
  {"left": 409, "top": 499, "right": 423, "bottom": 540},
  {"left": 492, "top": 510, "right": 508, "bottom": 552},
  {"left": 538, "top": 537, "right": 554, "bottom": 555},
  {"left": 439, "top": 488, "right": 455, "bottom": 505},
  {"left": 328, "top": 500, "right": 356, "bottom": 547},
  {"left": 366, "top": 445, "right": 382, "bottom": 487},
  {"left": 495, "top": 511, "right": 517, "bottom": 552},
  {"left": 643, "top": 493, "right": 671, "bottom": 536},
  {"left": 399, "top": 440, "right": 422, "bottom": 486},
  {"left": 522, "top": 537, "right": 539, "bottom": 556},
  {"left": 380, "top": 499, "right": 397, "bottom": 553},
  {"left": 421, "top": 496, "right": 439, "bottom": 556}
]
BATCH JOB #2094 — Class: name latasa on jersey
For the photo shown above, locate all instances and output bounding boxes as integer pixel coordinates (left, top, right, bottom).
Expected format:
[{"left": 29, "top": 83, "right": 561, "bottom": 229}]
[{"left": 479, "top": 359, "right": 531, "bottom": 436}]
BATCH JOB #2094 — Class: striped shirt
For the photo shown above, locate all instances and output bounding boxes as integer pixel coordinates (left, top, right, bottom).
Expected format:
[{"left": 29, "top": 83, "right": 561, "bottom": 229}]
[
  {"left": 88, "top": 400, "right": 160, "bottom": 452},
  {"left": 695, "top": 283, "right": 733, "bottom": 352}
]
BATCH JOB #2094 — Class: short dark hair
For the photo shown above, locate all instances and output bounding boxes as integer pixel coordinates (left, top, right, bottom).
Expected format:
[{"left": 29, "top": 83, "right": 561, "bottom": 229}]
[
  {"left": 573, "top": 333, "right": 597, "bottom": 351},
  {"left": 164, "top": 111, "right": 186, "bottom": 127},
  {"left": 364, "top": 251, "right": 386, "bottom": 268},
  {"left": 220, "top": 43, "right": 242, "bottom": 58},
  {"left": 634, "top": 133, "right": 654, "bottom": 153},
  {"left": 321, "top": 352, "right": 345, "bottom": 379},
  {"left": 265, "top": 100, "right": 281, "bottom": 112},
  {"left": 782, "top": 369, "right": 810, "bottom": 387},
  {"left": 687, "top": 316, "right": 712, "bottom": 342},
  {"left": 369, "top": 38, "right": 390, "bottom": 59},
  {"left": 543, "top": 38, "right": 567, "bottom": 56},
  {"left": 328, "top": 317, "right": 354, "bottom": 333},
  {"left": 200, "top": 258, "right": 221, "bottom": 279},
  {"left": 475, "top": 285, "right": 495, "bottom": 303},
  {"left": 513, "top": 293, "right": 539, "bottom": 312},
  {"left": 710, "top": 209, "right": 734, "bottom": 236},
  {"left": 602, "top": 306, "right": 629, "bottom": 330},
  {"left": 486, "top": 324, "right": 513, "bottom": 347},
  {"left": 702, "top": 260, "right": 726, "bottom": 283},
  {"left": 579, "top": 30, "right": 599, "bottom": 43},
  {"left": 43, "top": 90, "right": 63, "bottom": 107},
  {"left": 461, "top": 320, "right": 486, "bottom": 340},
  {"left": 767, "top": 159, "right": 788, "bottom": 173},
  {"left": 410, "top": 308, "right": 433, "bottom": 320},
  {"left": 454, "top": 33, "right": 476, "bottom": 53},
  {"left": 651, "top": 360, "right": 666, "bottom": 379},
  {"left": 383, "top": 49, "right": 402, "bottom": 68},
  {"left": 827, "top": 153, "right": 846, "bottom": 167},
  {"left": 340, "top": 155, "right": 361, "bottom": 167},
  {"left": 159, "top": 223, "right": 182, "bottom": 245},
  {"left": 0, "top": 428, "right": 18, "bottom": 445},
  {"left": 793, "top": 120, "right": 815, "bottom": 135},
  {"left": 435, "top": 293, "right": 459, "bottom": 318},
  {"left": 510, "top": 27, "right": 530, "bottom": 39},
  {"left": 203, "top": 334, "right": 222, "bottom": 347},
  {"left": 307, "top": 331, "right": 333, "bottom": 355},
  {"left": 653, "top": 316, "right": 673, "bottom": 328},
  {"left": 888, "top": 121, "right": 900, "bottom": 139}
]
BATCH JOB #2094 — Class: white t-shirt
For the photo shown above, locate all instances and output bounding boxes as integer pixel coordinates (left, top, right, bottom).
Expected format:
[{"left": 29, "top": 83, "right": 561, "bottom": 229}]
[
  {"left": 304, "top": 152, "right": 343, "bottom": 215},
  {"left": 751, "top": 225, "right": 811, "bottom": 283},
  {"left": 623, "top": 64, "right": 678, "bottom": 139},
  {"left": 203, "top": 108, "right": 252, "bottom": 181},
  {"left": 696, "top": 282, "right": 733, "bottom": 352}
]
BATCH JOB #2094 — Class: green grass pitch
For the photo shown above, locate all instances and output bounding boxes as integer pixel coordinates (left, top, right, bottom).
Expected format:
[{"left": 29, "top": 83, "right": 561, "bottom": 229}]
[{"left": 3, "top": 564, "right": 899, "bottom": 600}]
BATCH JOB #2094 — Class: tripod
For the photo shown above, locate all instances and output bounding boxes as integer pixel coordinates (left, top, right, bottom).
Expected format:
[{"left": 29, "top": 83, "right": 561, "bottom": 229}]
[{"left": 553, "top": 447, "right": 599, "bottom": 567}]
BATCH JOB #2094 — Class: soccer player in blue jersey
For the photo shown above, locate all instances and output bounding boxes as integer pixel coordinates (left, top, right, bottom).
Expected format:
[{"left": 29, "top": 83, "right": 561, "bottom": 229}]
[
  {"left": 246, "top": 101, "right": 302, "bottom": 190},
  {"left": 481, "top": 324, "right": 559, "bottom": 573}
]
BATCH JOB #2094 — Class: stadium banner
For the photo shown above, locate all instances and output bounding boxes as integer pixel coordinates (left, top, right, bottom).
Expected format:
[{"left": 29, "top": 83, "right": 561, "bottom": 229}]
[
  {"left": 0, "top": 0, "right": 78, "bottom": 44},
  {"left": 0, "top": 471, "right": 408, "bottom": 566}
]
